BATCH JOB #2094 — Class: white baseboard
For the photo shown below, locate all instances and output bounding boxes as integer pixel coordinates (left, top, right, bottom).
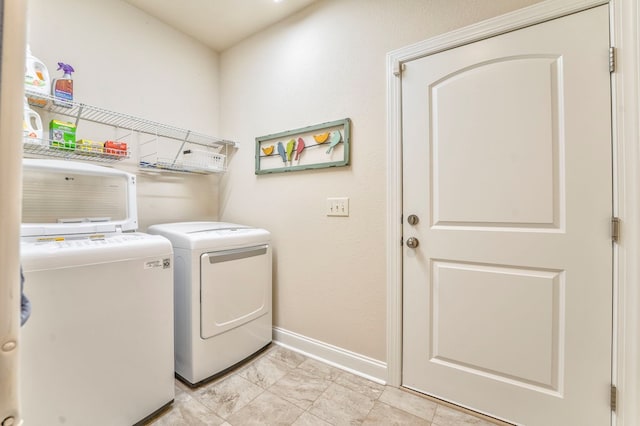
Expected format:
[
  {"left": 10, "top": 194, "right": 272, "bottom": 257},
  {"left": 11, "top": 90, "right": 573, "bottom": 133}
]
[{"left": 272, "top": 327, "right": 387, "bottom": 384}]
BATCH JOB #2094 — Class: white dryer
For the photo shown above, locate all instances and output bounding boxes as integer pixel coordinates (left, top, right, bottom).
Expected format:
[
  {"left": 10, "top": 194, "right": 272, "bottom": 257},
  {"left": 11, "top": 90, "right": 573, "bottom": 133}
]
[
  {"left": 20, "top": 159, "right": 175, "bottom": 425},
  {"left": 147, "top": 221, "right": 272, "bottom": 386}
]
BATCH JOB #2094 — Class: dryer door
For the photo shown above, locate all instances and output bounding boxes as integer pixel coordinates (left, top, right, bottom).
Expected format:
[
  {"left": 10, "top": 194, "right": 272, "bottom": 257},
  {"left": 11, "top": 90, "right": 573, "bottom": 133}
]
[{"left": 200, "top": 244, "right": 271, "bottom": 339}]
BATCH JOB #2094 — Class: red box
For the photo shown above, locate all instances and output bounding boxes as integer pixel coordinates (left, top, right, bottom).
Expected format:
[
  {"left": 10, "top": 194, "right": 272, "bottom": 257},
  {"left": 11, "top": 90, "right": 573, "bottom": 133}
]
[{"left": 104, "top": 141, "right": 128, "bottom": 156}]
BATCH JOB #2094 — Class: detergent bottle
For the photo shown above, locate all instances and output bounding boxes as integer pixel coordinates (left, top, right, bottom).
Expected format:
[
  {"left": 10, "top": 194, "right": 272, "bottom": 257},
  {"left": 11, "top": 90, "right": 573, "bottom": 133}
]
[
  {"left": 52, "top": 62, "right": 74, "bottom": 107},
  {"left": 23, "top": 97, "right": 44, "bottom": 144},
  {"left": 24, "top": 45, "right": 50, "bottom": 107}
]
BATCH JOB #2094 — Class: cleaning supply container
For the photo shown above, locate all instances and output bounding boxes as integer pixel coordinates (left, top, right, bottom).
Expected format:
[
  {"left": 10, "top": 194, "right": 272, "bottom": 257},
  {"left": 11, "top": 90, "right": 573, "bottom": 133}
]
[
  {"left": 23, "top": 97, "right": 43, "bottom": 144},
  {"left": 24, "top": 45, "right": 50, "bottom": 107},
  {"left": 52, "top": 62, "right": 74, "bottom": 107}
]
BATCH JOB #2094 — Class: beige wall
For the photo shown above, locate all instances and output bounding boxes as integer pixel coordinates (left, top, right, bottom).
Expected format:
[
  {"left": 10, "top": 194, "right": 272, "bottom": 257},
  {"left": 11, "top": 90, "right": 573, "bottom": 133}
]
[
  {"left": 27, "top": 0, "right": 222, "bottom": 230},
  {"left": 25, "top": 0, "right": 544, "bottom": 364},
  {"left": 219, "top": 0, "right": 542, "bottom": 362}
]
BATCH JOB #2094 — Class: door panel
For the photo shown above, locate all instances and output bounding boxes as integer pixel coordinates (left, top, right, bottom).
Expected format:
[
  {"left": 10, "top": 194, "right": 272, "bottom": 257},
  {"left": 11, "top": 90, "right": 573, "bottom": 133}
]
[
  {"left": 431, "top": 261, "right": 561, "bottom": 389},
  {"left": 200, "top": 245, "right": 270, "bottom": 339},
  {"left": 402, "top": 6, "right": 612, "bottom": 425},
  {"left": 431, "top": 56, "right": 561, "bottom": 227}
]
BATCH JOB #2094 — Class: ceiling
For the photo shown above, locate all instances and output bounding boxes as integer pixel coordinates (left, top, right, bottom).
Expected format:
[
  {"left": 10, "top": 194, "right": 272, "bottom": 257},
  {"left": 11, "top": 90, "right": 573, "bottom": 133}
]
[{"left": 123, "top": 0, "right": 319, "bottom": 52}]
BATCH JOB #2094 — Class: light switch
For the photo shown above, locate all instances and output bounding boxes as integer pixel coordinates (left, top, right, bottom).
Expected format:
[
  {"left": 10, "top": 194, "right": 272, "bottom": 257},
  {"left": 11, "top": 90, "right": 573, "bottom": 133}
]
[{"left": 326, "top": 197, "right": 349, "bottom": 217}]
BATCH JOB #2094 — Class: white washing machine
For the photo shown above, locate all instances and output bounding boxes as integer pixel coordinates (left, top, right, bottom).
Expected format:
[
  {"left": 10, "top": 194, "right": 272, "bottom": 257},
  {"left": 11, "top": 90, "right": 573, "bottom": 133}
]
[
  {"left": 20, "top": 159, "right": 175, "bottom": 425},
  {"left": 147, "top": 221, "right": 272, "bottom": 386}
]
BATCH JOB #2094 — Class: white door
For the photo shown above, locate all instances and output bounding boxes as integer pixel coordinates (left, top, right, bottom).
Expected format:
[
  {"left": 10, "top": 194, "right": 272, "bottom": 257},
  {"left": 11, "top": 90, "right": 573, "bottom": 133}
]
[{"left": 402, "top": 6, "right": 612, "bottom": 425}]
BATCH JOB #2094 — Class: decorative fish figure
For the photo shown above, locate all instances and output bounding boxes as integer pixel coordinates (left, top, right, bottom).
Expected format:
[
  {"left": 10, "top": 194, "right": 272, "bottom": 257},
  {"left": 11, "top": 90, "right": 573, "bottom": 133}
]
[
  {"left": 294, "top": 137, "right": 305, "bottom": 161},
  {"left": 277, "top": 141, "right": 286, "bottom": 163},
  {"left": 286, "top": 139, "right": 295, "bottom": 162},
  {"left": 325, "top": 131, "right": 341, "bottom": 154}
]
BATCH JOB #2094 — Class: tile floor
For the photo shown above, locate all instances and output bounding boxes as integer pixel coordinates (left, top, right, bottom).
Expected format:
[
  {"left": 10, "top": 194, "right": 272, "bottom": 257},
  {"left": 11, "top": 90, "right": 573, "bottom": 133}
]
[{"left": 146, "top": 344, "right": 508, "bottom": 426}]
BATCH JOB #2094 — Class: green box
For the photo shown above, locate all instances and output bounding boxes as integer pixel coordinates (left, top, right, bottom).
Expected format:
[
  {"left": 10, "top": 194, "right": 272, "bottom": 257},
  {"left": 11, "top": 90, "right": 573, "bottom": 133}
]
[{"left": 49, "top": 120, "right": 76, "bottom": 150}]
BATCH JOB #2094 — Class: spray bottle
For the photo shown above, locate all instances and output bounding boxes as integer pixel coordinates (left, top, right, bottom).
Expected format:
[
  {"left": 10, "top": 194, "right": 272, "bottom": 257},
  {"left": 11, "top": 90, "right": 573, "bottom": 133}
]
[{"left": 52, "top": 62, "right": 74, "bottom": 107}]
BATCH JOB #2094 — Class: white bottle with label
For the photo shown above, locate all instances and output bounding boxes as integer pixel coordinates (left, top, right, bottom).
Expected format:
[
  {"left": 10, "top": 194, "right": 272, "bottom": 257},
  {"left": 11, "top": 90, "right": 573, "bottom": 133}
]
[
  {"left": 23, "top": 97, "right": 44, "bottom": 144},
  {"left": 24, "top": 45, "right": 50, "bottom": 107}
]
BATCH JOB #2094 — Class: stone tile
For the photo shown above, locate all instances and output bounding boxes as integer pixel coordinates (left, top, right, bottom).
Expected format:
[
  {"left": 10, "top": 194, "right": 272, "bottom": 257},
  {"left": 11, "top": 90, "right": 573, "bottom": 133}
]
[
  {"left": 268, "top": 345, "right": 308, "bottom": 369},
  {"left": 335, "top": 371, "right": 384, "bottom": 401},
  {"left": 226, "top": 391, "right": 304, "bottom": 425},
  {"left": 362, "top": 401, "right": 431, "bottom": 426},
  {"left": 269, "top": 368, "right": 333, "bottom": 410},
  {"left": 309, "top": 383, "right": 376, "bottom": 425},
  {"left": 238, "top": 353, "right": 292, "bottom": 389},
  {"left": 292, "top": 412, "right": 333, "bottom": 426},
  {"left": 147, "top": 391, "right": 225, "bottom": 426},
  {"left": 379, "top": 387, "right": 438, "bottom": 421},
  {"left": 193, "top": 374, "right": 264, "bottom": 419},
  {"left": 297, "top": 358, "right": 342, "bottom": 381},
  {"left": 432, "top": 404, "right": 498, "bottom": 426}
]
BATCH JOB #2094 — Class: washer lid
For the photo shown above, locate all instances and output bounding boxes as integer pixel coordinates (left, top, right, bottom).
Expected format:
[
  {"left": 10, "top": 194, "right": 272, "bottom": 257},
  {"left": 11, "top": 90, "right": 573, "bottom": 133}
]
[
  {"left": 21, "top": 159, "right": 138, "bottom": 237},
  {"left": 147, "top": 221, "right": 270, "bottom": 249}
]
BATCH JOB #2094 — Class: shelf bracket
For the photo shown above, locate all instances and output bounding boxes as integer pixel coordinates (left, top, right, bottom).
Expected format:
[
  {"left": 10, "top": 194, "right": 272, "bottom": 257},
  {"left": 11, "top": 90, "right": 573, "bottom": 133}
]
[
  {"left": 74, "top": 104, "right": 84, "bottom": 128},
  {"left": 171, "top": 130, "right": 191, "bottom": 167}
]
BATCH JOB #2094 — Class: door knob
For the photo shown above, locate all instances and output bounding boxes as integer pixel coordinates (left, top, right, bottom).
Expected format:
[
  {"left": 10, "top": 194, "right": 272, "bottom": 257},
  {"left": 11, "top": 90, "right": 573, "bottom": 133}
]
[
  {"left": 407, "top": 214, "right": 419, "bottom": 225},
  {"left": 406, "top": 237, "right": 419, "bottom": 248}
]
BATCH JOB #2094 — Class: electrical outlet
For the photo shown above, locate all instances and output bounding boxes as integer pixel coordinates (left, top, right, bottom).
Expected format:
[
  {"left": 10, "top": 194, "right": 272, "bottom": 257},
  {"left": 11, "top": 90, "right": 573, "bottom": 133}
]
[{"left": 326, "top": 197, "right": 349, "bottom": 216}]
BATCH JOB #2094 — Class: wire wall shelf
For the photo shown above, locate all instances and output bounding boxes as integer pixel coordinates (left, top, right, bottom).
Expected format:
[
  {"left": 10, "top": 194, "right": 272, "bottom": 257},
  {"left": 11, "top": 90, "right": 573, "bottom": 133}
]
[
  {"left": 139, "top": 149, "right": 226, "bottom": 175},
  {"left": 25, "top": 90, "right": 238, "bottom": 174},
  {"left": 23, "top": 140, "right": 129, "bottom": 164}
]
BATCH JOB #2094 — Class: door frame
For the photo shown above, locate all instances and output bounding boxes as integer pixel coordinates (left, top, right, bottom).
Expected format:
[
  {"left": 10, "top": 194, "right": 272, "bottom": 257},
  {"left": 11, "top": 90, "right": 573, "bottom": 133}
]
[
  {"left": 385, "top": 0, "right": 640, "bottom": 424},
  {"left": 0, "top": 0, "right": 28, "bottom": 423}
]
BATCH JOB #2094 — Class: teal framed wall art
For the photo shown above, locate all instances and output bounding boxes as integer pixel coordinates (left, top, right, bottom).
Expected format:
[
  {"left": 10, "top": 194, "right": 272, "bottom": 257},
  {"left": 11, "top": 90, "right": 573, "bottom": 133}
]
[{"left": 255, "top": 118, "right": 351, "bottom": 174}]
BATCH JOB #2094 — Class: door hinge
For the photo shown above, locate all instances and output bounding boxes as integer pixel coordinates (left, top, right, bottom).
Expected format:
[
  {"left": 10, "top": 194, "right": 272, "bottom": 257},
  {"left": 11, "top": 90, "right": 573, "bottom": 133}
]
[
  {"left": 611, "top": 384, "right": 617, "bottom": 412},
  {"left": 611, "top": 217, "right": 620, "bottom": 243},
  {"left": 393, "top": 62, "right": 406, "bottom": 77},
  {"left": 609, "top": 47, "right": 616, "bottom": 73}
]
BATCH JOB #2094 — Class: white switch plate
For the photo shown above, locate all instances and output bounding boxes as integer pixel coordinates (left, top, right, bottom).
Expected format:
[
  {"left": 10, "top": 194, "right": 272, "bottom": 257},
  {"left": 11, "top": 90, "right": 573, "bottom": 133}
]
[{"left": 326, "top": 197, "right": 349, "bottom": 216}]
